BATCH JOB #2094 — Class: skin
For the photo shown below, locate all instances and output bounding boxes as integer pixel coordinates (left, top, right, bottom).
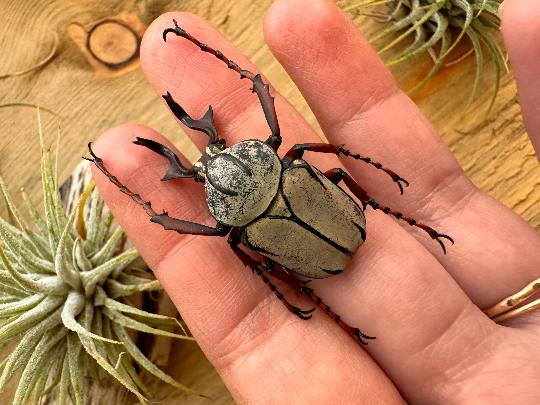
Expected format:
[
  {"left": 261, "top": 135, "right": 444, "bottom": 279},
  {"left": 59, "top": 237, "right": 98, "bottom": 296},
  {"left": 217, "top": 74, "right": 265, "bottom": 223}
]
[{"left": 90, "top": 0, "right": 540, "bottom": 403}]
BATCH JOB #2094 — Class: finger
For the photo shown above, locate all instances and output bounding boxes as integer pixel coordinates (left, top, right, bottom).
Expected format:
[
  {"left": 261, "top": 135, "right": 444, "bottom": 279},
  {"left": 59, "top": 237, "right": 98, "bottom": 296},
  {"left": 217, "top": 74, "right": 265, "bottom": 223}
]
[
  {"left": 500, "top": 0, "right": 540, "bottom": 159},
  {"left": 264, "top": 0, "right": 540, "bottom": 310},
  {"left": 92, "top": 126, "right": 402, "bottom": 401},
  {"left": 263, "top": 0, "right": 540, "bottom": 401},
  {"left": 139, "top": 12, "right": 329, "bottom": 158}
]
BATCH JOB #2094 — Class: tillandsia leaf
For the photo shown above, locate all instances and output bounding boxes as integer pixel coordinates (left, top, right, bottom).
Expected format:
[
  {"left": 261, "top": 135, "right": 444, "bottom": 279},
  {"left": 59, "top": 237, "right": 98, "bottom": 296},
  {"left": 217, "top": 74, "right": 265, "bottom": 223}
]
[
  {"left": 373, "top": 6, "right": 426, "bottom": 40},
  {"left": 449, "top": 15, "right": 483, "bottom": 115},
  {"left": 348, "top": 0, "right": 503, "bottom": 113},
  {"left": 90, "top": 226, "right": 123, "bottom": 267},
  {"left": 344, "top": 0, "right": 397, "bottom": 12},
  {"left": 117, "top": 273, "right": 156, "bottom": 285},
  {"left": 377, "top": 1, "right": 444, "bottom": 55},
  {"left": 0, "top": 293, "right": 46, "bottom": 317},
  {"left": 40, "top": 126, "right": 61, "bottom": 253},
  {"left": 61, "top": 290, "right": 121, "bottom": 344},
  {"left": 102, "top": 316, "right": 152, "bottom": 398},
  {"left": 67, "top": 332, "right": 85, "bottom": 405},
  {"left": 95, "top": 210, "right": 114, "bottom": 247},
  {"left": 0, "top": 177, "right": 30, "bottom": 235},
  {"left": 79, "top": 325, "right": 147, "bottom": 404},
  {"left": 0, "top": 295, "right": 64, "bottom": 342},
  {"left": 105, "top": 278, "right": 162, "bottom": 299},
  {"left": 102, "top": 306, "right": 192, "bottom": 340},
  {"left": 0, "top": 306, "right": 63, "bottom": 390},
  {"left": 80, "top": 247, "right": 140, "bottom": 296},
  {"left": 30, "top": 343, "right": 64, "bottom": 405},
  {"left": 112, "top": 322, "right": 201, "bottom": 396},
  {"left": 95, "top": 286, "right": 186, "bottom": 329},
  {"left": 407, "top": 2, "right": 474, "bottom": 94},
  {"left": 0, "top": 271, "right": 29, "bottom": 296},
  {"left": 41, "top": 349, "right": 65, "bottom": 396},
  {"left": 22, "top": 188, "right": 50, "bottom": 239},
  {"left": 389, "top": 23, "right": 426, "bottom": 64},
  {"left": 389, "top": 10, "right": 448, "bottom": 65},
  {"left": 84, "top": 188, "right": 103, "bottom": 255},
  {"left": 73, "top": 237, "right": 92, "bottom": 272},
  {"left": 55, "top": 196, "right": 82, "bottom": 290},
  {"left": 470, "top": 17, "right": 501, "bottom": 115},
  {"left": 58, "top": 354, "right": 70, "bottom": 405},
  {"left": 13, "top": 326, "right": 68, "bottom": 405},
  {"left": 74, "top": 180, "right": 96, "bottom": 239},
  {"left": 0, "top": 247, "right": 69, "bottom": 295}
]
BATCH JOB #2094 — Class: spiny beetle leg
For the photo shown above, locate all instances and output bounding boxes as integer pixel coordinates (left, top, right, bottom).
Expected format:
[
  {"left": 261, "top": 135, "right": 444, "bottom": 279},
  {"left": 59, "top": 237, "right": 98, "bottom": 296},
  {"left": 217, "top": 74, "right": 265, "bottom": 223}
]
[
  {"left": 283, "top": 143, "right": 409, "bottom": 194},
  {"left": 163, "top": 20, "right": 281, "bottom": 151},
  {"left": 262, "top": 264, "right": 375, "bottom": 345},
  {"left": 228, "top": 233, "right": 314, "bottom": 320},
  {"left": 325, "top": 168, "right": 454, "bottom": 254},
  {"left": 83, "top": 142, "right": 230, "bottom": 237},
  {"left": 254, "top": 267, "right": 315, "bottom": 320}
]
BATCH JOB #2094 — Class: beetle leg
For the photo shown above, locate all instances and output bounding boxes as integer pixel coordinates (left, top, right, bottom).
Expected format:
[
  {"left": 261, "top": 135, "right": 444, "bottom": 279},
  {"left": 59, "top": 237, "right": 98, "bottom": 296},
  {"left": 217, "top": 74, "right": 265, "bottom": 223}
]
[
  {"left": 84, "top": 142, "right": 230, "bottom": 236},
  {"left": 163, "top": 20, "right": 281, "bottom": 151},
  {"left": 324, "top": 168, "right": 454, "bottom": 254},
  {"left": 261, "top": 265, "right": 375, "bottom": 345},
  {"left": 228, "top": 231, "right": 315, "bottom": 319},
  {"left": 283, "top": 143, "right": 409, "bottom": 194}
]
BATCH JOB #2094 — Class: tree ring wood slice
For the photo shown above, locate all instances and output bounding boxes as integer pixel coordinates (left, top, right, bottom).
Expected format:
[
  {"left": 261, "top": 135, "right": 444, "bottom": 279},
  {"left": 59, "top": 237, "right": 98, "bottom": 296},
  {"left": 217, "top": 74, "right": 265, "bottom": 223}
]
[{"left": 68, "top": 12, "right": 147, "bottom": 77}]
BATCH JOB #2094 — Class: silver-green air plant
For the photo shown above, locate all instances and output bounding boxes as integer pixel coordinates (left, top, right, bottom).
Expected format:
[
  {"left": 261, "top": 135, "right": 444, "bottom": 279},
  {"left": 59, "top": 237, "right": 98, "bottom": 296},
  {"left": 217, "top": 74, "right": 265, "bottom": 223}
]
[
  {"left": 345, "top": 0, "right": 505, "bottom": 114},
  {"left": 0, "top": 116, "right": 198, "bottom": 404}
]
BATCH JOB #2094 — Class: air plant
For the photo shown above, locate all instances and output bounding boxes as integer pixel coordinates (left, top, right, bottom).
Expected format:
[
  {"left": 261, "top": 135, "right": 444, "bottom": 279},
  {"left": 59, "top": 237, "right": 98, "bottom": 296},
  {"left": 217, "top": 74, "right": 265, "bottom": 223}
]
[
  {"left": 0, "top": 114, "right": 198, "bottom": 404},
  {"left": 345, "top": 0, "right": 505, "bottom": 114}
]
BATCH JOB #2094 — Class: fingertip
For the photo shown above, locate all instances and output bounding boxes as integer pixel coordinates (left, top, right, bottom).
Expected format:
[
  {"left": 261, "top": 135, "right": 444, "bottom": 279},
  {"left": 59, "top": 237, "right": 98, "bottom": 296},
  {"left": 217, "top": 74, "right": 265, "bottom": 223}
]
[{"left": 263, "top": 0, "right": 396, "bottom": 129}]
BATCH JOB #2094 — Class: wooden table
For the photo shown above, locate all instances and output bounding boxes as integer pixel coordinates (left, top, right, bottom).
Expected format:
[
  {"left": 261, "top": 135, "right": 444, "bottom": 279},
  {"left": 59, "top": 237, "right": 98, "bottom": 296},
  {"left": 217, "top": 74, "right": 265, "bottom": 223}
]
[{"left": 0, "top": 0, "right": 538, "bottom": 403}]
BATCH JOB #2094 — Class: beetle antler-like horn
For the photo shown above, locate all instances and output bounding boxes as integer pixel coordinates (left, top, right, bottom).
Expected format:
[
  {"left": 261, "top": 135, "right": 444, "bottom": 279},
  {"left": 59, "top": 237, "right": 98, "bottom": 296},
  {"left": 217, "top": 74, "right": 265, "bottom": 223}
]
[
  {"left": 133, "top": 137, "right": 195, "bottom": 180},
  {"left": 162, "top": 92, "right": 219, "bottom": 144}
]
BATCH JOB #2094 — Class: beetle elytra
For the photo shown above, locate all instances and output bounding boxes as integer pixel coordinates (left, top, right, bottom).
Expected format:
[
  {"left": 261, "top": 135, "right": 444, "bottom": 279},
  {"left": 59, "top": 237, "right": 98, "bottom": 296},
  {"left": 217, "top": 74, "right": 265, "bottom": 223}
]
[{"left": 85, "top": 20, "right": 453, "bottom": 344}]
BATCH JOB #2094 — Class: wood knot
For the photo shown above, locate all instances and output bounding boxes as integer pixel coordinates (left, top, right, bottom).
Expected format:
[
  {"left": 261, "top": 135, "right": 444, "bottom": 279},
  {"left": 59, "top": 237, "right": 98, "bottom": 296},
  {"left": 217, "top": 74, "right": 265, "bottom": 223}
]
[{"left": 69, "top": 12, "right": 147, "bottom": 77}]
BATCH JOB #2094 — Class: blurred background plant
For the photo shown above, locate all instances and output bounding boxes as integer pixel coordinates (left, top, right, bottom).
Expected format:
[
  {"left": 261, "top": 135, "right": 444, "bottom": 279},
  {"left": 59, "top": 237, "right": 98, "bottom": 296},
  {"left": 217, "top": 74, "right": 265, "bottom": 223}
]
[{"left": 344, "top": 0, "right": 504, "bottom": 114}]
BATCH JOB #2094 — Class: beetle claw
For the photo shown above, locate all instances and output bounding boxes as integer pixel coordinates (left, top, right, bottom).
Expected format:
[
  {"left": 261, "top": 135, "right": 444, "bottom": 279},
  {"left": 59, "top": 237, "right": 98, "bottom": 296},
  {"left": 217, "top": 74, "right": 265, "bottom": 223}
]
[
  {"left": 292, "top": 305, "right": 316, "bottom": 320},
  {"left": 354, "top": 329, "right": 376, "bottom": 345},
  {"left": 295, "top": 311, "right": 314, "bottom": 320},
  {"left": 396, "top": 177, "right": 409, "bottom": 195},
  {"left": 433, "top": 232, "right": 454, "bottom": 255}
]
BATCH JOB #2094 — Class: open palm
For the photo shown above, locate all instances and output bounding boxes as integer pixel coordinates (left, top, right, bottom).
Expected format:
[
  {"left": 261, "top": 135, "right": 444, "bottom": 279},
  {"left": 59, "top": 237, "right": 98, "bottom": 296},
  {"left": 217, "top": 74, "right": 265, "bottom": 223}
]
[{"left": 90, "top": 0, "right": 540, "bottom": 403}]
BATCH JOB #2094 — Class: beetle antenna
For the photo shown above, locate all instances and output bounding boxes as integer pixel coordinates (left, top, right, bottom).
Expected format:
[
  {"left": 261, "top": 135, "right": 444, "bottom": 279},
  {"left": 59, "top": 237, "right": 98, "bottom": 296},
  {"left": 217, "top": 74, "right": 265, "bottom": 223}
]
[{"left": 163, "top": 20, "right": 281, "bottom": 151}]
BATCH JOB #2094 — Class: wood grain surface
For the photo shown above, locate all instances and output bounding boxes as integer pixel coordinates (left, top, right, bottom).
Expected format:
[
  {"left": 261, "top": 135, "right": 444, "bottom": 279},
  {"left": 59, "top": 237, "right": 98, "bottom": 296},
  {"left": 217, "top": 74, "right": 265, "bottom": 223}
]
[{"left": 0, "top": 0, "right": 538, "bottom": 404}]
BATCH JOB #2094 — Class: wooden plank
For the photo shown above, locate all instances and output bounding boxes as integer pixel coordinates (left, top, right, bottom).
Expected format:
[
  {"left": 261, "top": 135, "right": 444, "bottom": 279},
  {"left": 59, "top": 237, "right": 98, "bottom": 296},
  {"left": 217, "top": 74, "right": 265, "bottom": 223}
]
[{"left": 0, "top": 0, "right": 537, "bottom": 404}]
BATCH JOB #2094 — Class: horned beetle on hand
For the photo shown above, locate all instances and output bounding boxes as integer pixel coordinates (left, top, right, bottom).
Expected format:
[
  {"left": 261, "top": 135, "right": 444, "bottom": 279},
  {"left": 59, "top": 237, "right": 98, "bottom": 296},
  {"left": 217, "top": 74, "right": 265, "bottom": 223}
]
[{"left": 85, "top": 19, "right": 454, "bottom": 345}]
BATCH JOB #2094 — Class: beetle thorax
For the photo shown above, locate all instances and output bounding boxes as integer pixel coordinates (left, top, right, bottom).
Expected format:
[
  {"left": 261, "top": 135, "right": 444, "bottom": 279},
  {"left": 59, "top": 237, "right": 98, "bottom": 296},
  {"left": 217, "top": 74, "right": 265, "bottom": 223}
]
[{"left": 205, "top": 139, "right": 282, "bottom": 227}]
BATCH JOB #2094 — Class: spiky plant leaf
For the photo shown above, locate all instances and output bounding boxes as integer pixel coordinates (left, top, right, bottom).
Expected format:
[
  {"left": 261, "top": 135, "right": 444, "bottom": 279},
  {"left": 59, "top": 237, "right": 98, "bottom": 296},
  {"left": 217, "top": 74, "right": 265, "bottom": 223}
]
[
  {"left": 0, "top": 112, "right": 198, "bottom": 403},
  {"left": 345, "top": 0, "right": 504, "bottom": 115}
]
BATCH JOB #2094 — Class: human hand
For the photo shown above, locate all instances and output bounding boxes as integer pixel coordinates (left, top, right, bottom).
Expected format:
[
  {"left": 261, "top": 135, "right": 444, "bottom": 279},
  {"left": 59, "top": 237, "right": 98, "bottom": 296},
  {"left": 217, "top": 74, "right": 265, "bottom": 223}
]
[{"left": 90, "top": 0, "right": 540, "bottom": 403}]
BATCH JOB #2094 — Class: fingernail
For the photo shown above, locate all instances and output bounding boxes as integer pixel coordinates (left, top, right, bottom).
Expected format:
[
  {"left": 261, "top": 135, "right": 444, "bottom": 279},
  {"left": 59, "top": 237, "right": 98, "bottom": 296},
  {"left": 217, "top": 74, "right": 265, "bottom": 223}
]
[{"left": 499, "top": 0, "right": 507, "bottom": 18}]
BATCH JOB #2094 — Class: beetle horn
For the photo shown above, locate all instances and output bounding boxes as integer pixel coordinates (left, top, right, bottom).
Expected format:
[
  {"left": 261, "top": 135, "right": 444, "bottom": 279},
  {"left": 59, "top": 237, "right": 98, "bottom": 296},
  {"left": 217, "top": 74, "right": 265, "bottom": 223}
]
[
  {"left": 133, "top": 137, "right": 195, "bottom": 180},
  {"left": 163, "top": 92, "right": 219, "bottom": 144}
]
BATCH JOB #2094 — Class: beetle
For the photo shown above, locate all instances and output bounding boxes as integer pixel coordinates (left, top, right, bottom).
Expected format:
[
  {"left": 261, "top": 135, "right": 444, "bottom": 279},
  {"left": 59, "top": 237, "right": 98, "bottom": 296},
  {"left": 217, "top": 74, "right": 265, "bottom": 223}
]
[{"left": 85, "top": 20, "right": 453, "bottom": 345}]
